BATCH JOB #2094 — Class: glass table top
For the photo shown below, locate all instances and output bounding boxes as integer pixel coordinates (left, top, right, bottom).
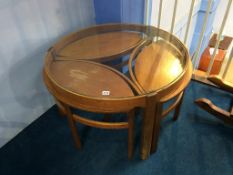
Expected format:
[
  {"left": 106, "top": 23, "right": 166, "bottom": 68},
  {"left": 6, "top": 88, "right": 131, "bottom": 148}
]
[
  {"left": 58, "top": 31, "right": 142, "bottom": 61},
  {"left": 133, "top": 39, "right": 185, "bottom": 93},
  {"left": 48, "top": 60, "right": 135, "bottom": 98},
  {"left": 45, "top": 23, "right": 190, "bottom": 98}
]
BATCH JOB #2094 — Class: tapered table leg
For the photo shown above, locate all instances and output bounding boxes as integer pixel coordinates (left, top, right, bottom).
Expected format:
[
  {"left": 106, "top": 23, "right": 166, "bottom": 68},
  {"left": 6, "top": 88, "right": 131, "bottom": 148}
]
[
  {"left": 128, "top": 109, "right": 135, "bottom": 159},
  {"left": 140, "top": 95, "right": 157, "bottom": 160},
  {"left": 151, "top": 102, "right": 163, "bottom": 153},
  {"left": 173, "top": 92, "right": 185, "bottom": 121}
]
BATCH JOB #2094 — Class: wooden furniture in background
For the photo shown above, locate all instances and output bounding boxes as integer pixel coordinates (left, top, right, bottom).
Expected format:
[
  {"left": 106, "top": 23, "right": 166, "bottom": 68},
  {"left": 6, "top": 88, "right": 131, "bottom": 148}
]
[
  {"left": 198, "top": 47, "right": 226, "bottom": 75},
  {"left": 193, "top": 34, "right": 233, "bottom": 85},
  {"left": 197, "top": 34, "right": 233, "bottom": 76},
  {"left": 209, "top": 33, "right": 233, "bottom": 50},
  {"left": 195, "top": 50, "right": 233, "bottom": 125},
  {"left": 195, "top": 75, "right": 233, "bottom": 125}
]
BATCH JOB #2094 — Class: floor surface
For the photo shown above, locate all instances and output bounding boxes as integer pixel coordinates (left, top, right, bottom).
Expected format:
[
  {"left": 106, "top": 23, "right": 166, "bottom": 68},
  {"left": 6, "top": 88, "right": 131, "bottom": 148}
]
[{"left": 0, "top": 81, "right": 233, "bottom": 175}]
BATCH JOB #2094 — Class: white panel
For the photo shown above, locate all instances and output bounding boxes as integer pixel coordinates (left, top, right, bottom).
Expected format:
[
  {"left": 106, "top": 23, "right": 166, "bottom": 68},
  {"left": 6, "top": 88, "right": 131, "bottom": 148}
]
[
  {"left": 213, "top": 0, "right": 233, "bottom": 36},
  {"left": 150, "top": 0, "right": 201, "bottom": 49},
  {"left": 0, "top": 0, "right": 95, "bottom": 147}
]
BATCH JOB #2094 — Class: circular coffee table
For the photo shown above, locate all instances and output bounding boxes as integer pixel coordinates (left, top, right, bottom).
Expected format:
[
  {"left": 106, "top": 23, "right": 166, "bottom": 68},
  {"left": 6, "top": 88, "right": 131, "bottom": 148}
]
[{"left": 43, "top": 23, "right": 192, "bottom": 160}]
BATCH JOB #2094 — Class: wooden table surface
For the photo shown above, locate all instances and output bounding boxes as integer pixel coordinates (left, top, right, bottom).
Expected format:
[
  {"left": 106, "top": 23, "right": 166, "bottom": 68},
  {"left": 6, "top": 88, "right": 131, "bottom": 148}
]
[
  {"left": 57, "top": 31, "right": 142, "bottom": 61},
  {"left": 44, "top": 24, "right": 192, "bottom": 160},
  {"left": 49, "top": 60, "right": 134, "bottom": 97},
  {"left": 135, "top": 41, "right": 184, "bottom": 92}
]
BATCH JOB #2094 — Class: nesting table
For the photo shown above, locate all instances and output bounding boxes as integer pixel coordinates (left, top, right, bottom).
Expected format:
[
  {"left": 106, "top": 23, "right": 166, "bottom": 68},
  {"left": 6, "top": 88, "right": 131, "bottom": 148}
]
[{"left": 43, "top": 24, "right": 192, "bottom": 160}]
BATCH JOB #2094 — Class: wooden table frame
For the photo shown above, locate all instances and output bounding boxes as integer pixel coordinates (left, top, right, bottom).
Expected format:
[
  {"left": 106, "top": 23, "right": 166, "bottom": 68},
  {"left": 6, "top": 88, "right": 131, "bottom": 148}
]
[
  {"left": 43, "top": 23, "right": 192, "bottom": 160},
  {"left": 128, "top": 40, "right": 192, "bottom": 157}
]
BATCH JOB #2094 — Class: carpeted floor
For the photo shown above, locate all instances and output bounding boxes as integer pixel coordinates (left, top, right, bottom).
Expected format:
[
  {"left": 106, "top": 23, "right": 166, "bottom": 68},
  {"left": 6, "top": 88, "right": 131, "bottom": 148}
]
[{"left": 0, "top": 81, "right": 233, "bottom": 175}]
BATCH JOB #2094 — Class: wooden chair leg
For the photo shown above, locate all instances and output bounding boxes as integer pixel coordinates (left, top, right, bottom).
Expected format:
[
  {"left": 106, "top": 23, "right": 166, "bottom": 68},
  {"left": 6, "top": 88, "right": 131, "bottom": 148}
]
[
  {"left": 151, "top": 102, "right": 163, "bottom": 153},
  {"left": 64, "top": 105, "right": 82, "bottom": 149},
  {"left": 127, "top": 109, "right": 135, "bottom": 159},
  {"left": 195, "top": 98, "right": 233, "bottom": 124},
  {"left": 173, "top": 92, "right": 185, "bottom": 121}
]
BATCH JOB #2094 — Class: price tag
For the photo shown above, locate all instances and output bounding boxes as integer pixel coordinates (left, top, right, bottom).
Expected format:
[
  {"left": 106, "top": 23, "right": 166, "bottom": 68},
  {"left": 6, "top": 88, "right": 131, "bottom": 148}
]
[
  {"left": 209, "top": 47, "right": 218, "bottom": 55},
  {"left": 102, "top": 91, "right": 110, "bottom": 96}
]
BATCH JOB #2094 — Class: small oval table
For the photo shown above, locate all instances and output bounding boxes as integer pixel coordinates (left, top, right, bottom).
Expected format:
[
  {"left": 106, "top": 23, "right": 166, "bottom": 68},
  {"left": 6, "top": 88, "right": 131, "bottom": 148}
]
[
  {"left": 43, "top": 23, "right": 192, "bottom": 160},
  {"left": 58, "top": 32, "right": 142, "bottom": 61}
]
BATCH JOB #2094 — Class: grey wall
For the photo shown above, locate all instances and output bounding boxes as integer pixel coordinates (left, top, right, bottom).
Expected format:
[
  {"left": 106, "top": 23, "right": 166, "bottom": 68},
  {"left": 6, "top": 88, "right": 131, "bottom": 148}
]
[{"left": 0, "top": 0, "right": 95, "bottom": 147}]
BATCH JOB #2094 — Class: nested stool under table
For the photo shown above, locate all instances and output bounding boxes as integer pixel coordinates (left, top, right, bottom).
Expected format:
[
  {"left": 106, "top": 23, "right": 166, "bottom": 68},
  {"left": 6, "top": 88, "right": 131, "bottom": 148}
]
[
  {"left": 129, "top": 37, "right": 193, "bottom": 153},
  {"left": 43, "top": 51, "right": 158, "bottom": 159}
]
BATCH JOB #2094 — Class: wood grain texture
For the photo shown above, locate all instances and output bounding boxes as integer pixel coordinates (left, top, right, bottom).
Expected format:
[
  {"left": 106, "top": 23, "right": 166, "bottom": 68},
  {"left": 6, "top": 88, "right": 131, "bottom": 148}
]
[
  {"left": 127, "top": 109, "right": 135, "bottom": 159},
  {"left": 49, "top": 60, "right": 134, "bottom": 98},
  {"left": 158, "top": 58, "right": 192, "bottom": 102},
  {"left": 140, "top": 94, "right": 157, "bottom": 160},
  {"left": 209, "top": 34, "right": 233, "bottom": 50},
  {"left": 195, "top": 98, "right": 233, "bottom": 125},
  {"left": 208, "top": 75, "right": 233, "bottom": 93},
  {"left": 73, "top": 114, "right": 129, "bottom": 129},
  {"left": 58, "top": 32, "right": 142, "bottom": 60},
  {"left": 161, "top": 92, "right": 184, "bottom": 118},
  {"left": 195, "top": 63, "right": 233, "bottom": 125},
  {"left": 43, "top": 23, "right": 193, "bottom": 160},
  {"left": 223, "top": 55, "right": 233, "bottom": 84},
  {"left": 198, "top": 47, "right": 225, "bottom": 75},
  {"left": 172, "top": 92, "right": 185, "bottom": 121},
  {"left": 128, "top": 37, "right": 192, "bottom": 158},
  {"left": 129, "top": 38, "right": 192, "bottom": 104},
  {"left": 44, "top": 57, "right": 143, "bottom": 159},
  {"left": 63, "top": 104, "right": 82, "bottom": 149},
  {"left": 150, "top": 102, "right": 163, "bottom": 153},
  {"left": 134, "top": 41, "right": 184, "bottom": 93}
]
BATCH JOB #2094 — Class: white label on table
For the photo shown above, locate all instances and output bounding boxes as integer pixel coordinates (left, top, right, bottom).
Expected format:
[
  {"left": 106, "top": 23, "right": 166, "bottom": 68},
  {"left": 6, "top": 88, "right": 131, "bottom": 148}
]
[{"left": 102, "top": 91, "right": 110, "bottom": 96}]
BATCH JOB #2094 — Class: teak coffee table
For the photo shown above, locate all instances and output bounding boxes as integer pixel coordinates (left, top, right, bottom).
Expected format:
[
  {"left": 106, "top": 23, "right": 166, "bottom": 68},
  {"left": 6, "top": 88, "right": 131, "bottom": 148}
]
[{"left": 43, "top": 23, "right": 192, "bottom": 160}]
